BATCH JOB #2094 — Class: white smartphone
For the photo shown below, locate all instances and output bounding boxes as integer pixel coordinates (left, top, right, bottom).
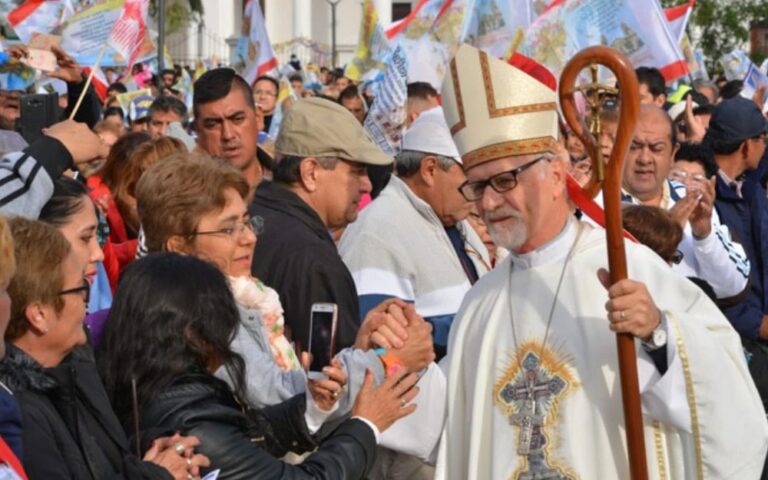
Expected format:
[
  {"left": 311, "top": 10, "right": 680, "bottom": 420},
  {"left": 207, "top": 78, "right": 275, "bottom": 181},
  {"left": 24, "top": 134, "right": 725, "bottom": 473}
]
[{"left": 308, "top": 303, "right": 338, "bottom": 379}]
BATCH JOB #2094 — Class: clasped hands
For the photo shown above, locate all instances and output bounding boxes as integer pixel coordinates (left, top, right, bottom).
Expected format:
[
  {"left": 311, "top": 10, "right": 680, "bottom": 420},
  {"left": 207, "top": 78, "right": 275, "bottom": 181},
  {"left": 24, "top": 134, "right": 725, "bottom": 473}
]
[
  {"left": 306, "top": 298, "right": 434, "bottom": 413},
  {"left": 143, "top": 432, "right": 210, "bottom": 480}
]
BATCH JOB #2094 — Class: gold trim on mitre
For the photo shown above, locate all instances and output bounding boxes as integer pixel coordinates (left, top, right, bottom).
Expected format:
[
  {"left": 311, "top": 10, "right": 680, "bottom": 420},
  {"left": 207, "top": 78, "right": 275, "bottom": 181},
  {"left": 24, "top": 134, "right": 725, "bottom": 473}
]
[
  {"left": 442, "top": 44, "right": 559, "bottom": 170},
  {"left": 463, "top": 137, "right": 558, "bottom": 166},
  {"left": 479, "top": 51, "right": 558, "bottom": 119},
  {"left": 449, "top": 58, "right": 466, "bottom": 136}
]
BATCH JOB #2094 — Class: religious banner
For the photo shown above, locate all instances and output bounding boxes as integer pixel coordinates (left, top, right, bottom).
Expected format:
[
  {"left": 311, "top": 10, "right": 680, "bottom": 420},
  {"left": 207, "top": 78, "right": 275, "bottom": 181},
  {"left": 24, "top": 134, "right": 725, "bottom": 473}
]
[
  {"left": 388, "top": 0, "right": 466, "bottom": 89},
  {"left": 460, "top": 0, "right": 536, "bottom": 59},
  {"left": 239, "top": 0, "right": 278, "bottom": 85},
  {"left": 743, "top": 63, "right": 768, "bottom": 100},
  {"left": 345, "top": 0, "right": 390, "bottom": 82},
  {"left": 364, "top": 45, "right": 408, "bottom": 156},
  {"left": 693, "top": 48, "right": 708, "bottom": 80},
  {"left": 521, "top": 0, "right": 688, "bottom": 82},
  {"left": 386, "top": 0, "right": 428, "bottom": 38},
  {"left": 7, "top": 0, "right": 74, "bottom": 44},
  {"left": 107, "top": 0, "right": 149, "bottom": 70},
  {"left": 720, "top": 49, "right": 752, "bottom": 81},
  {"left": 719, "top": 50, "right": 768, "bottom": 109},
  {"left": 59, "top": 0, "right": 156, "bottom": 67}
]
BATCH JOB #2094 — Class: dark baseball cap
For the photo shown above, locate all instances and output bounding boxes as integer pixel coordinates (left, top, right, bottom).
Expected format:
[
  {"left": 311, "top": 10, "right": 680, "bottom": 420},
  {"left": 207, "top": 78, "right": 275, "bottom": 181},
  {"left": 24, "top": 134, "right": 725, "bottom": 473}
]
[{"left": 705, "top": 97, "right": 767, "bottom": 143}]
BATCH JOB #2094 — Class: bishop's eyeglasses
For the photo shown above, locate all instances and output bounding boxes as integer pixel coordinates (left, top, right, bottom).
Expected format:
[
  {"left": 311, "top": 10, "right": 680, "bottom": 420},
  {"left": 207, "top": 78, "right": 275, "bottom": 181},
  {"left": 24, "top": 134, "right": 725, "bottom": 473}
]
[{"left": 458, "top": 155, "right": 551, "bottom": 201}]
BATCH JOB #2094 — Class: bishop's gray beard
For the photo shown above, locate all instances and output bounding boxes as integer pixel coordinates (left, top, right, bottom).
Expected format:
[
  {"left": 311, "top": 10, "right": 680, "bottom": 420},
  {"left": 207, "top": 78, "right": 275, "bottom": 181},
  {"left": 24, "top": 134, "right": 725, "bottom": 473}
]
[{"left": 484, "top": 209, "right": 527, "bottom": 252}]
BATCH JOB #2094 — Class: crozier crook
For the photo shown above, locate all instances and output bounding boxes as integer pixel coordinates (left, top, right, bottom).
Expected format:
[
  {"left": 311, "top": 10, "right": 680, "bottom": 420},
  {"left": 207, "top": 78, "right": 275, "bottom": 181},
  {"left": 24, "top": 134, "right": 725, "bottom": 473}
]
[{"left": 559, "top": 46, "right": 646, "bottom": 480}]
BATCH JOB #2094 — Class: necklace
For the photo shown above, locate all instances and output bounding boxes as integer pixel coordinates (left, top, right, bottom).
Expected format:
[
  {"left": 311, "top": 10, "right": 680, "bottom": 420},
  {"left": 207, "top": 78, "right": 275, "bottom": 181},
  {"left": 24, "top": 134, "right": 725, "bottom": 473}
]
[{"left": 505, "top": 219, "right": 584, "bottom": 457}]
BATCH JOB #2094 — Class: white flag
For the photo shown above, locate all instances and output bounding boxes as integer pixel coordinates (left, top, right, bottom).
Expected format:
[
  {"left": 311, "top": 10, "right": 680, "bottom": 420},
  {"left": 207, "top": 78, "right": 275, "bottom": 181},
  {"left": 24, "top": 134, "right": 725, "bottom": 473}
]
[
  {"left": 664, "top": 0, "right": 695, "bottom": 44},
  {"left": 364, "top": 46, "right": 408, "bottom": 156},
  {"left": 241, "top": 0, "right": 277, "bottom": 84}
]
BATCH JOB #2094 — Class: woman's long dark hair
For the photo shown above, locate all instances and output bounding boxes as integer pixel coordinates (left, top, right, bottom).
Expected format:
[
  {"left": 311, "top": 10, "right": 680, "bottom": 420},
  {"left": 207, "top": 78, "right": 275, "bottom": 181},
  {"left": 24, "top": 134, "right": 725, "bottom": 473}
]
[
  {"left": 38, "top": 177, "right": 92, "bottom": 225},
  {"left": 97, "top": 252, "right": 246, "bottom": 424}
]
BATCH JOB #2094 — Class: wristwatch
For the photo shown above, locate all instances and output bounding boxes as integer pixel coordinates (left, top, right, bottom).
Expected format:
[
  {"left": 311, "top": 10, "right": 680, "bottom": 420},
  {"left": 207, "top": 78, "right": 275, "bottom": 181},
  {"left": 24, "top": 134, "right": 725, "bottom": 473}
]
[{"left": 642, "top": 315, "right": 667, "bottom": 351}]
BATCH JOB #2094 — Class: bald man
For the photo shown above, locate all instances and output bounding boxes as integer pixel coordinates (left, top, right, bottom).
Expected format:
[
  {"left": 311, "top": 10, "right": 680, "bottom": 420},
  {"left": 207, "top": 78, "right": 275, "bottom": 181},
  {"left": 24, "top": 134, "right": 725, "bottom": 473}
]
[{"left": 620, "top": 104, "right": 749, "bottom": 302}]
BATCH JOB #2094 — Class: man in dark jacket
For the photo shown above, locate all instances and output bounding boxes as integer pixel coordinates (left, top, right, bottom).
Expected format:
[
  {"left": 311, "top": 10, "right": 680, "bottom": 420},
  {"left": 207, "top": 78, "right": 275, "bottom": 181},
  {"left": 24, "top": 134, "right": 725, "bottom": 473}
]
[
  {"left": 706, "top": 97, "right": 768, "bottom": 410},
  {"left": 250, "top": 98, "right": 393, "bottom": 350}
]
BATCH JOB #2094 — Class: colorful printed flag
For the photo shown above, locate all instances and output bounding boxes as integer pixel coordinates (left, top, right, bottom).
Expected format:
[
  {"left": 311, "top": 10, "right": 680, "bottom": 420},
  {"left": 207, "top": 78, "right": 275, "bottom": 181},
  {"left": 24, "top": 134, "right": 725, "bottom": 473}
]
[
  {"left": 720, "top": 49, "right": 752, "bottom": 81},
  {"left": 364, "top": 45, "right": 408, "bottom": 156},
  {"left": 241, "top": 0, "right": 277, "bottom": 85},
  {"left": 8, "top": 0, "right": 75, "bottom": 44},
  {"left": 108, "top": 0, "right": 149, "bottom": 70},
  {"left": 460, "top": 0, "right": 536, "bottom": 59},
  {"left": 386, "top": 0, "right": 429, "bottom": 39},
  {"left": 743, "top": 63, "right": 768, "bottom": 101},
  {"left": 664, "top": 0, "right": 694, "bottom": 44},
  {"left": 719, "top": 49, "right": 768, "bottom": 109},
  {"left": 522, "top": 0, "right": 688, "bottom": 82},
  {"left": 387, "top": 0, "right": 466, "bottom": 89},
  {"left": 345, "top": 0, "right": 391, "bottom": 82}
]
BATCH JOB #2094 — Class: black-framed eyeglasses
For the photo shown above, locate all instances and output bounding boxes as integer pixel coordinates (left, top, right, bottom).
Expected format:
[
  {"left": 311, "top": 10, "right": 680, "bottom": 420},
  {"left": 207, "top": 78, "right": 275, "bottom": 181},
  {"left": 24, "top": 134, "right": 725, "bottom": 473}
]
[
  {"left": 458, "top": 156, "right": 551, "bottom": 201},
  {"left": 188, "top": 216, "right": 264, "bottom": 239},
  {"left": 670, "top": 250, "right": 684, "bottom": 265},
  {"left": 58, "top": 279, "right": 91, "bottom": 304}
]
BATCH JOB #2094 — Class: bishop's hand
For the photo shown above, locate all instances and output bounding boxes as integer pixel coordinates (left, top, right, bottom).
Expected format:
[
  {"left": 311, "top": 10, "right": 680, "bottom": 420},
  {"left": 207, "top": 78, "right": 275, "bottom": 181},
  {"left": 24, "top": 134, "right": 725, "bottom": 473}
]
[{"left": 598, "top": 268, "right": 661, "bottom": 342}]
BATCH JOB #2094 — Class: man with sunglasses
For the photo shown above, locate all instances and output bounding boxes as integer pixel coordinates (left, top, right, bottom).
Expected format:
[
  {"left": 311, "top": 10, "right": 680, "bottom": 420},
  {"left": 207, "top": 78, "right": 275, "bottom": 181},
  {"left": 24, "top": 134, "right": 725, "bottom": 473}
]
[{"left": 422, "top": 45, "right": 766, "bottom": 479}]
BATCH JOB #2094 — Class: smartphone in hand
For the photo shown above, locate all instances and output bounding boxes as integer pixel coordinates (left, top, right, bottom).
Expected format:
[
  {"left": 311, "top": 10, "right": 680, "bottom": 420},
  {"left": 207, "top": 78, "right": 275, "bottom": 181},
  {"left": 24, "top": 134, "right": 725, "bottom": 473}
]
[{"left": 308, "top": 303, "right": 338, "bottom": 380}]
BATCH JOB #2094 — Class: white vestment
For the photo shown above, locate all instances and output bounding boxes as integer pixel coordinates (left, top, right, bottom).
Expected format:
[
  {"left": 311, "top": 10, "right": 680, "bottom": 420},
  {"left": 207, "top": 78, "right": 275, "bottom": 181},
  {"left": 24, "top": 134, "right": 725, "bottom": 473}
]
[{"left": 434, "top": 219, "right": 768, "bottom": 479}]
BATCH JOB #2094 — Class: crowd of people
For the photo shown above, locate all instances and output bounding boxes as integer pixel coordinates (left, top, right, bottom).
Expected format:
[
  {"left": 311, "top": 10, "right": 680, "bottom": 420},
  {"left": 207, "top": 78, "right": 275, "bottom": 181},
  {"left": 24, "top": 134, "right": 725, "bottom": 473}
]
[{"left": 0, "top": 35, "right": 767, "bottom": 480}]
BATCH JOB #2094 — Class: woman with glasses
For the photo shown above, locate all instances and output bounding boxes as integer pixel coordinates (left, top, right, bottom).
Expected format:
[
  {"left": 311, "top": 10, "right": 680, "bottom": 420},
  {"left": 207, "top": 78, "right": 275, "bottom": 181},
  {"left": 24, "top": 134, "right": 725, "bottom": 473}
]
[
  {"left": 0, "top": 218, "right": 204, "bottom": 480},
  {"left": 134, "top": 153, "right": 431, "bottom": 421}
]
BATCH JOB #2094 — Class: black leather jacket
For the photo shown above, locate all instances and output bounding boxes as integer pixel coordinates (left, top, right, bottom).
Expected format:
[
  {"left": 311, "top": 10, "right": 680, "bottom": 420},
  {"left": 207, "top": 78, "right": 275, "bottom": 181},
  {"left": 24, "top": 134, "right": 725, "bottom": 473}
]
[
  {"left": 140, "top": 370, "right": 377, "bottom": 480},
  {"left": 0, "top": 344, "right": 170, "bottom": 480}
]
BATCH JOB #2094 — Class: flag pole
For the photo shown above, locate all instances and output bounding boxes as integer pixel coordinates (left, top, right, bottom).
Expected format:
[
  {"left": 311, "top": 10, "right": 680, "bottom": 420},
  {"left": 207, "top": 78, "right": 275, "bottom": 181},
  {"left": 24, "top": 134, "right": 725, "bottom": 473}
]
[{"left": 69, "top": 43, "right": 109, "bottom": 120}]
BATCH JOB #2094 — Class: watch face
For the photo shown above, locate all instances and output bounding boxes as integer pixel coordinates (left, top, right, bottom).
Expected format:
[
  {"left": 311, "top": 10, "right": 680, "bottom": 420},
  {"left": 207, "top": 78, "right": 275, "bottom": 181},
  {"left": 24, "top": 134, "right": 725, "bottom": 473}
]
[{"left": 653, "top": 328, "right": 668, "bottom": 348}]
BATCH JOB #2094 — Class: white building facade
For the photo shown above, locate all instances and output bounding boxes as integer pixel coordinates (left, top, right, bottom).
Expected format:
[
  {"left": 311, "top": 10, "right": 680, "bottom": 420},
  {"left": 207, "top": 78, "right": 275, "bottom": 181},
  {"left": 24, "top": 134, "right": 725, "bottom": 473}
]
[{"left": 165, "top": 0, "right": 417, "bottom": 68}]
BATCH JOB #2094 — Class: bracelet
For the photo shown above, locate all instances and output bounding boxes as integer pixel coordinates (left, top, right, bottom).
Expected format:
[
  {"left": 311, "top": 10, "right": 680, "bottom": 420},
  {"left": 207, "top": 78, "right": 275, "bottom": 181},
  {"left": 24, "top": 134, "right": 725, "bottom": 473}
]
[{"left": 376, "top": 348, "right": 405, "bottom": 376}]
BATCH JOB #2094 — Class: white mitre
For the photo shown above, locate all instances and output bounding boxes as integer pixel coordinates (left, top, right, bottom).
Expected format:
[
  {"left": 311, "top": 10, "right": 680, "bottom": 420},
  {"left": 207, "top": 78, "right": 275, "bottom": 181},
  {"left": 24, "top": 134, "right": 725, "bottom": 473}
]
[{"left": 441, "top": 44, "right": 560, "bottom": 170}]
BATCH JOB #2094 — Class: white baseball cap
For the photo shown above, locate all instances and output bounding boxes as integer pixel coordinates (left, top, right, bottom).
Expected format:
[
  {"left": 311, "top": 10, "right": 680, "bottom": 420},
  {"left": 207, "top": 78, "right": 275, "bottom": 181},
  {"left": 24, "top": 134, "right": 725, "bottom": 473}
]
[{"left": 401, "top": 106, "right": 462, "bottom": 164}]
